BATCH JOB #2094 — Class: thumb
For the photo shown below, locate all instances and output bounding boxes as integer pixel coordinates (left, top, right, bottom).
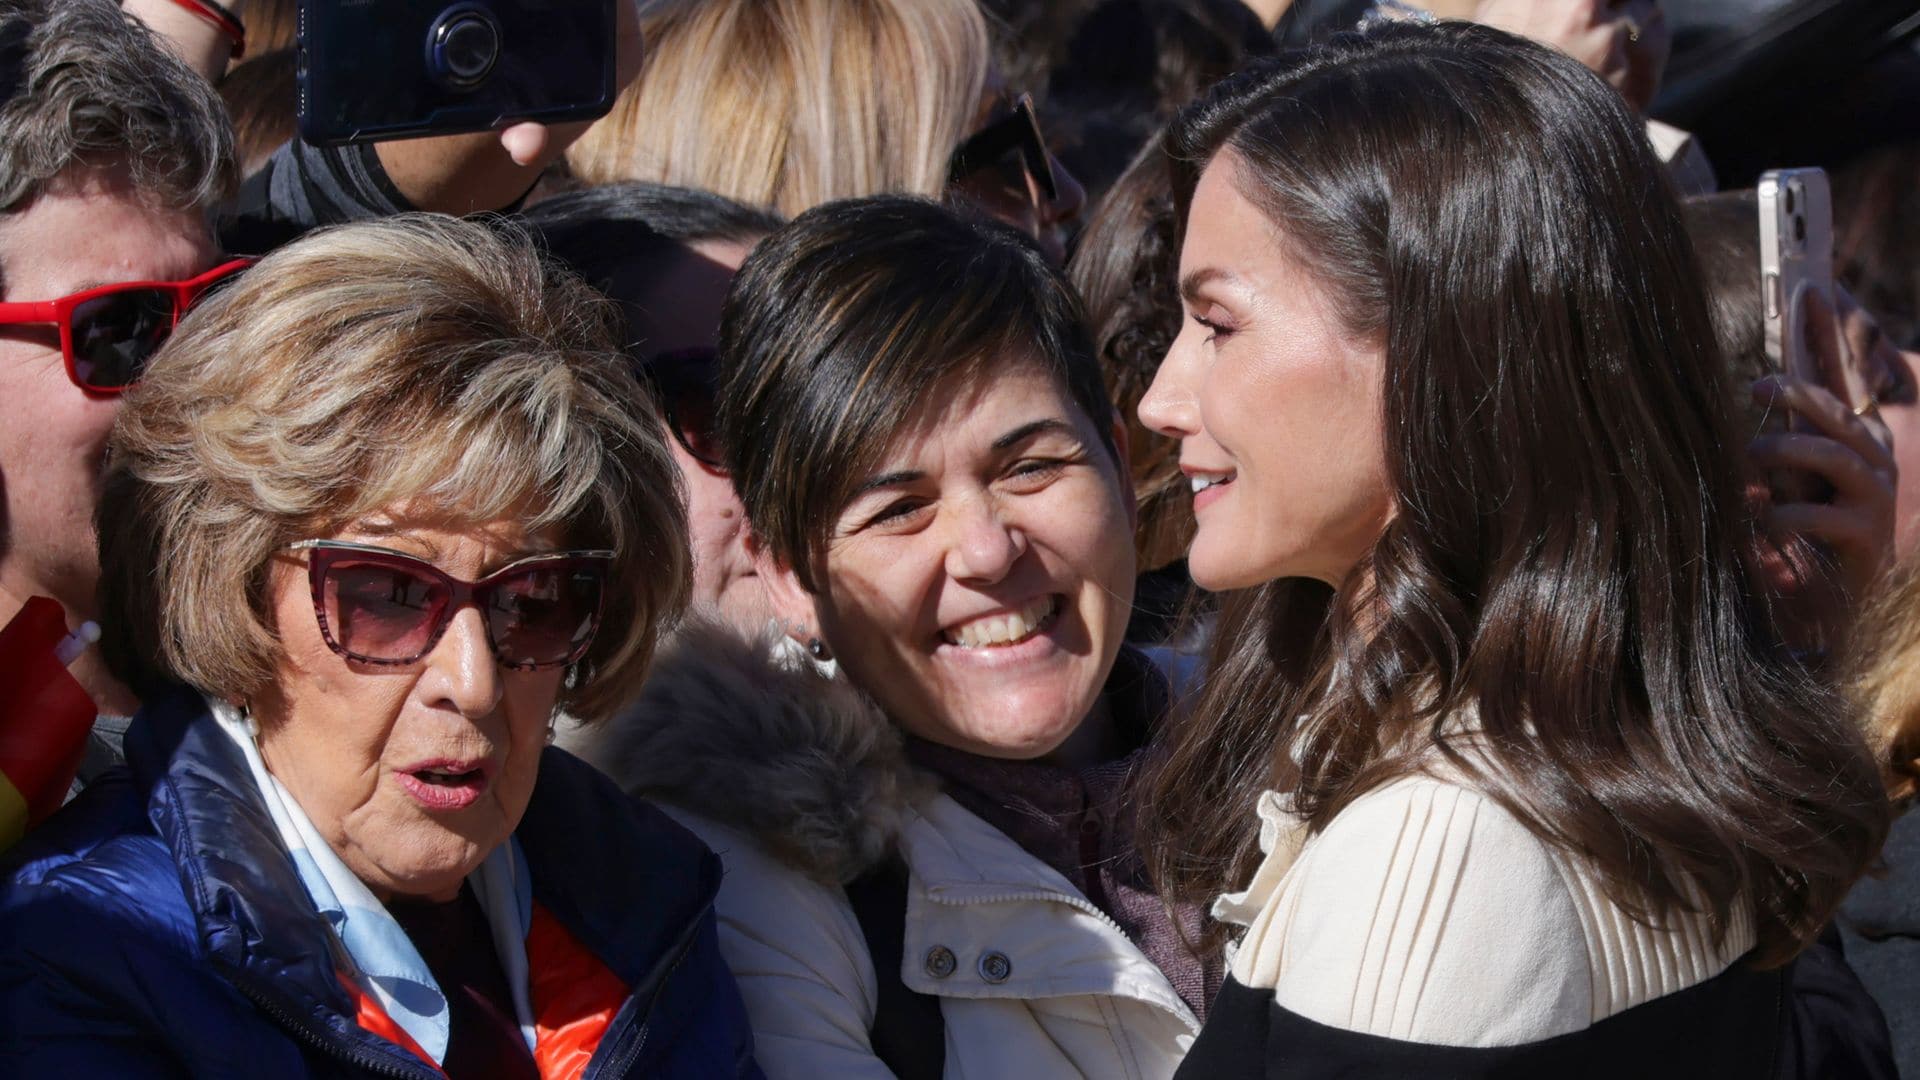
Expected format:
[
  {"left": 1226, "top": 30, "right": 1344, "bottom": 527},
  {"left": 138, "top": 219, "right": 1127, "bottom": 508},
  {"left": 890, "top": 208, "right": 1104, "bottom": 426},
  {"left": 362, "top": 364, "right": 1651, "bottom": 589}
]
[{"left": 499, "top": 122, "right": 552, "bottom": 167}]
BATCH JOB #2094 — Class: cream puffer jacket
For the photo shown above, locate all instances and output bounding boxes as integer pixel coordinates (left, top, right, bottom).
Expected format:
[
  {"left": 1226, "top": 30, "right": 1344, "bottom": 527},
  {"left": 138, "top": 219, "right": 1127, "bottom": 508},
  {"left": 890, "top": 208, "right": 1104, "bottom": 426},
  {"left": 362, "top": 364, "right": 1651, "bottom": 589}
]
[{"left": 563, "top": 621, "right": 1200, "bottom": 1080}]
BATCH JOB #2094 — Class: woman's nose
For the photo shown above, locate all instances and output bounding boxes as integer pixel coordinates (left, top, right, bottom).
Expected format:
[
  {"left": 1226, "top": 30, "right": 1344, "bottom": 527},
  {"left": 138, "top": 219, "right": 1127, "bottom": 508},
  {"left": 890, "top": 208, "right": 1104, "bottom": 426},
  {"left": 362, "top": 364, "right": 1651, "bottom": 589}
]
[
  {"left": 421, "top": 606, "right": 504, "bottom": 718},
  {"left": 943, "top": 495, "right": 1027, "bottom": 585},
  {"left": 1138, "top": 332, "right": 1202, "bottom": 439}
]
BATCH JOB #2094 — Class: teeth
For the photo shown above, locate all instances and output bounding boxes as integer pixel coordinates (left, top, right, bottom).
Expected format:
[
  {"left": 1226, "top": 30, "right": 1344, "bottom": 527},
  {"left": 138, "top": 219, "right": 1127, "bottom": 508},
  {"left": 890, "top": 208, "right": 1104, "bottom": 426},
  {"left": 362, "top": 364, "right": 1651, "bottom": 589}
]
[
  {"left": 944, "top": 597, "right": 1058, "bottom": 649},
  {"left": 1190, "top": 473, "right": 1233, "bottom": 494}
]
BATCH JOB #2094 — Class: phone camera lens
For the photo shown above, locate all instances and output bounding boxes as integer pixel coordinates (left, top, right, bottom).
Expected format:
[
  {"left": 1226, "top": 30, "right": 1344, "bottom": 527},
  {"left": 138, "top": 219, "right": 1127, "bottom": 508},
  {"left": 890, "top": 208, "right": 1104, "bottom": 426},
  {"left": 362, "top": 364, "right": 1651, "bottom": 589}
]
[
  {"left": 428, "top": 5, "right": 500, "bottom": 90},
  {"left": 1793, "top": 214, "right": 1807, "bottom": 245}
]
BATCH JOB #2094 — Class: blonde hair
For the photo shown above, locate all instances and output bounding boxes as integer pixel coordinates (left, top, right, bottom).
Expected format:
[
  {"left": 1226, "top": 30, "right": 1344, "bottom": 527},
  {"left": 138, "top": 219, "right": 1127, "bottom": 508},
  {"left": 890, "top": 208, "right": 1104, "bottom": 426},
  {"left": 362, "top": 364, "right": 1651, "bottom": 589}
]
[
  {"left": 1852, "top": 554, "right": 1920, "bottom": 804},
  {"left": 97, "top": 215, "right": 690, "bottom": 722},
  {"left": 566, "top": 0, "right": 988, "bottom": 218}
]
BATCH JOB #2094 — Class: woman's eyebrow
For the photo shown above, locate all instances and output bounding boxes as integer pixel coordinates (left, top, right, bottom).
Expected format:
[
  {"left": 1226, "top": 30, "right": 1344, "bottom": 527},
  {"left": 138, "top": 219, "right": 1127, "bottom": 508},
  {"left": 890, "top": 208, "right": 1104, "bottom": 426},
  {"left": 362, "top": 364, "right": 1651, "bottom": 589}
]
[
  {"left": 993, "top": 417, "right": 1079, "bottom": 450},
  {"left": 1179, "top": 266, "right": 1235, "bottom": 306},
  {"left": 850, "top": 469, "right": 924, "bottom": 498}
]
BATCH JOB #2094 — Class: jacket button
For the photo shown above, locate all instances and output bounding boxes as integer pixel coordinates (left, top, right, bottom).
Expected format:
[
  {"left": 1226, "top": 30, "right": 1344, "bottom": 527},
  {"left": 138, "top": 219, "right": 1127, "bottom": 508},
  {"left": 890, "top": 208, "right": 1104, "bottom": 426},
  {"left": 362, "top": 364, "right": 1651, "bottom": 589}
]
[
  {"left": 978, "top": 950, "right": 1012, "bottom": 984},
  {"left": 924, "top": 945, "right": 957, "bottom": 978}
]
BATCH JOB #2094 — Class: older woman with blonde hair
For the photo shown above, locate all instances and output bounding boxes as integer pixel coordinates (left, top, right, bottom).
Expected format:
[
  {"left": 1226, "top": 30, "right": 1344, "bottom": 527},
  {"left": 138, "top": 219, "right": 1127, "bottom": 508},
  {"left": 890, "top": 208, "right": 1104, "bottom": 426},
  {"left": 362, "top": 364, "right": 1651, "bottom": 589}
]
[
  {"left": 566, "top": 0, "right": 1083, "bottom": 259},
  {"left": 0, "top": 215, "right": 761, "bottom": 1079}
]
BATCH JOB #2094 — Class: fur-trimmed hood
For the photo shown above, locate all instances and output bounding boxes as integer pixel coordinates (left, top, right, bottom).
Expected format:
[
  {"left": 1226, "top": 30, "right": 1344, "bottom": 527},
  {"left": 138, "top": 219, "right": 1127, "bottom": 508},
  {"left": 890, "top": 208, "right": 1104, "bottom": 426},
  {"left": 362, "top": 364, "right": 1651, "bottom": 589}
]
[{"left": 561, "top": 619, "right": 933, "bottom": 887}]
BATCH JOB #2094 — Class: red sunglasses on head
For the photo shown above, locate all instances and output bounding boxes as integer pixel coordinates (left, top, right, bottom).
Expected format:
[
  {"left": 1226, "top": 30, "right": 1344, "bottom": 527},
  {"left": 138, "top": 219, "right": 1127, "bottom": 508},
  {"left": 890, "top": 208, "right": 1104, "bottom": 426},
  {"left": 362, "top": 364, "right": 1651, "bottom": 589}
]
[
  {"left": 286, "top": 539, "right": 615, "bottom": 670},
  {"left": 0, "top": 257, "right": 255, "bottom": 394}
]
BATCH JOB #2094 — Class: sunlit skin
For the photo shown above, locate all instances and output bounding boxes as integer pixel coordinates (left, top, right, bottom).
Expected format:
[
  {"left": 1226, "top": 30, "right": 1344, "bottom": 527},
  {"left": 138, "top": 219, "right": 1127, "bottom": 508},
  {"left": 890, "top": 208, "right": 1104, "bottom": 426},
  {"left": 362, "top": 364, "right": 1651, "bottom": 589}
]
[
  {"left": 1138, "top": 151, "right": 1393, "bottom": 591},
  {"left": 615, "top": 236, "right": 770, "bottom": 632},
  {"left": 765, "top": 363, "right": 1135, "bottom": 765},
  {"left": 0, "top": 164, "right": 216, "bottom": 714},
  {"left": 250, "top": 515, "right": 564, "bottom": 903}
]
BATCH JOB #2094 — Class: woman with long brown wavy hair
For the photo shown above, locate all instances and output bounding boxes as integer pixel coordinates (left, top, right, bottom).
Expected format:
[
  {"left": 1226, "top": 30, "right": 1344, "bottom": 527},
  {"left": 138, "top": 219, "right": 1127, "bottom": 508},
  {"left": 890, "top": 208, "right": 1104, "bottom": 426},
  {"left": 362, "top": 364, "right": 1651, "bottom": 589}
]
[{"left": 1137, "top": 22, "right": 1889, "bottom": 1076}]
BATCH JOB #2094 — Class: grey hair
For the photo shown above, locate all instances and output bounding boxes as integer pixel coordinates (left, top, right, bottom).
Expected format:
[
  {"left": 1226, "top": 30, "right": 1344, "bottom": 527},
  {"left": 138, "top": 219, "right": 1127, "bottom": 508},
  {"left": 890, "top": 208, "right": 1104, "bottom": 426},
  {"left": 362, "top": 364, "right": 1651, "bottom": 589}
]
[
  {"left": 97, "top": 215, "right": 692, "bottom": 722},
  {"left": 0, "top": 0, "right": 237, "bottom": 217}
]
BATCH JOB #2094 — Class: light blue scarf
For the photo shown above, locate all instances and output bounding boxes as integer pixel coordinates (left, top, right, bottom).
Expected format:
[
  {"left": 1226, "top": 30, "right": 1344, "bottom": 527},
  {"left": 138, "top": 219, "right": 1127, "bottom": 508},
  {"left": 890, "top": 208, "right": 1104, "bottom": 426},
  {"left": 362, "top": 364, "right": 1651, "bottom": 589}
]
[{"left": 211, "top": 697, "right": 539, "bottom": 1065}]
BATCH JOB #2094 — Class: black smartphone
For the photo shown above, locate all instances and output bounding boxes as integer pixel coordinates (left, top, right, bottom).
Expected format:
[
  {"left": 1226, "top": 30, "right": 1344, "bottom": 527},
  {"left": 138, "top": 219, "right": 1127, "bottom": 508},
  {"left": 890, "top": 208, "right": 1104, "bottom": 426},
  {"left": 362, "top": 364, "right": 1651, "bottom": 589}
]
[{"left": 296, "top": 0, "right": 618, "bottom": 146}]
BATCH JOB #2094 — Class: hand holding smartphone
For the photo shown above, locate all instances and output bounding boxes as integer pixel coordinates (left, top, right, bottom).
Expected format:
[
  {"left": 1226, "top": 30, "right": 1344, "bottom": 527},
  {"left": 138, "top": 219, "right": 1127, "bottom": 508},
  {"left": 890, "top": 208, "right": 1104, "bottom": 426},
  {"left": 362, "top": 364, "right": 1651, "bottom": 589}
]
[{"left": 296, "top": 0, "right": 620, "bottom": 146}]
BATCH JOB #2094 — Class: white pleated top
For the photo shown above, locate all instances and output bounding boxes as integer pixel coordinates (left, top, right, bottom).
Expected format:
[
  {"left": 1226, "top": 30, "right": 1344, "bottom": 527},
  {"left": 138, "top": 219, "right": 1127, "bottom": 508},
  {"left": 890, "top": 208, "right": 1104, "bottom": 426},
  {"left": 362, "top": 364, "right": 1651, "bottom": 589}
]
[{"left": 1213, "top": 771, "right": 1755, "bottom": 1048}]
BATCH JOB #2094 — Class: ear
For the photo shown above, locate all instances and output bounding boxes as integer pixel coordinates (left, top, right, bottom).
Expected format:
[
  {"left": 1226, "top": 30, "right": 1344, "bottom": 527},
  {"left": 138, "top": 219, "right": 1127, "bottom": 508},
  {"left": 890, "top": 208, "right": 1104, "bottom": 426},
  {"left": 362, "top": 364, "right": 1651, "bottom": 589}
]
[
  {"left": 745, "top": 530, "right": 822, "bottom": 645},
  {"left": 1110, "top": 408, "right": 1138, "bottom": 532}
]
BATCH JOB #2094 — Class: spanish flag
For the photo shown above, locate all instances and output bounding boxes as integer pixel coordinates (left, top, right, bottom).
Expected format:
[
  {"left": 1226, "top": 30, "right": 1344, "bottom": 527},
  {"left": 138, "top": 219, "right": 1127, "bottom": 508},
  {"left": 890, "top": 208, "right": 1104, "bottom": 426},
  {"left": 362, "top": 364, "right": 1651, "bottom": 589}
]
[{"left": 0, "top": 597, "right": 99, "bottom": 849}]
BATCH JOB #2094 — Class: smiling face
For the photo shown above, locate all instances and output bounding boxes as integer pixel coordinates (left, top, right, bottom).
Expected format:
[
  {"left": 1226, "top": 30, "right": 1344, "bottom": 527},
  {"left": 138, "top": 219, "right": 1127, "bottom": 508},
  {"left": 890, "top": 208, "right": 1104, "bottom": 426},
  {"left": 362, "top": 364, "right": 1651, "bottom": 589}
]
[
  {"left": 1138, "top": 152, "right": 1393, "bottom": 591},
  {"left": 251, "top": 515, "right": 565, "bottom": 902},
  {"left": 790, "top": 362, "right": 1134, "bottom": 760}
]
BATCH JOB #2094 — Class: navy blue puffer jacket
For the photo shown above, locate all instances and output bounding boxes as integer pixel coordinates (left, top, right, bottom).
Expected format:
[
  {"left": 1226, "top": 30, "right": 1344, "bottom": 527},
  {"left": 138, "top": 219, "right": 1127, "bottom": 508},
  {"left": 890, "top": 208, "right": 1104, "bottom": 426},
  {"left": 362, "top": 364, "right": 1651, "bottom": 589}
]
[{"left": 0, "top": 685, "right": 763, "bottom": 1079}]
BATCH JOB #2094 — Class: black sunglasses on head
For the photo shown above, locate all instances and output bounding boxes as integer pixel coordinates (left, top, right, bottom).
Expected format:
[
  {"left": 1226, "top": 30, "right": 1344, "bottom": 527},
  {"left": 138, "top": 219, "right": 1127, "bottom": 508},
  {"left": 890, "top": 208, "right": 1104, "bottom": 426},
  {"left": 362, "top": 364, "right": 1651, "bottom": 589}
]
[{"left": 948, "top": 92, "right": 1059, "bottom": 204}]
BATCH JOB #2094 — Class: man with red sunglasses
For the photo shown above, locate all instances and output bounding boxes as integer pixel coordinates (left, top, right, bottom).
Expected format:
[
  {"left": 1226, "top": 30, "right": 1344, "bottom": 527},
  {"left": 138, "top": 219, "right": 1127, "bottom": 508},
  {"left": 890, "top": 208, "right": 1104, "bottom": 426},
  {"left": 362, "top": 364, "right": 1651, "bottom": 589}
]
[{"left": 0, "top": 0, "right": 644, "bottom": 736}]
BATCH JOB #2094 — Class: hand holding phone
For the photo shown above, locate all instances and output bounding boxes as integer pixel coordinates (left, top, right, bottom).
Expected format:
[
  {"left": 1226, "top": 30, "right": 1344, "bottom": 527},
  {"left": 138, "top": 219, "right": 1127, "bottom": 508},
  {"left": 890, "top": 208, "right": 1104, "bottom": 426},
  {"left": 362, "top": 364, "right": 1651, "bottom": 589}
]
[{"left": 297, "top": 0, "right": 622, "bottom": 147}]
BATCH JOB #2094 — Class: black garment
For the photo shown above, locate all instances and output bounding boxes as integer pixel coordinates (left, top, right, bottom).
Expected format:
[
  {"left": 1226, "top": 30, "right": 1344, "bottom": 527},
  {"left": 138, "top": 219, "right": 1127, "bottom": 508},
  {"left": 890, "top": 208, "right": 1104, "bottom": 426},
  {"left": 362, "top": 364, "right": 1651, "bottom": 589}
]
[
  {"left": 217, "top": 139, "right": 414, "bottom": 255},
  {"left": 1784, "top": 924, "right": 1896, "bottom": 1080},
  {"left": 387, "top": 886, "right": 540, "bottom": 1080},
  {"left": 1840, "top": 807, "right": 1920, "bottom": 1078},
  {"left": 1179, "top": 966, "right": 1790, "bottom": 1079}
]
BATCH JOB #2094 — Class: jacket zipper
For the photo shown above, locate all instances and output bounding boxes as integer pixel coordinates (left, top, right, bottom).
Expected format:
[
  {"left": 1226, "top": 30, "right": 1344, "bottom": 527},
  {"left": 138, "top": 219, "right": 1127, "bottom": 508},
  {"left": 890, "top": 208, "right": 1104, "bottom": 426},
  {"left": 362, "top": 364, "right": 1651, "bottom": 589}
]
[
  {"left": 586, "top": 902, "right": 711, "bottom": 1079},
  {"left": 232, "top": 979, "right": 443, "bottom": 1080},
  {"left": 922, "top": 887, "right": 1200, "bottom": 1027}
]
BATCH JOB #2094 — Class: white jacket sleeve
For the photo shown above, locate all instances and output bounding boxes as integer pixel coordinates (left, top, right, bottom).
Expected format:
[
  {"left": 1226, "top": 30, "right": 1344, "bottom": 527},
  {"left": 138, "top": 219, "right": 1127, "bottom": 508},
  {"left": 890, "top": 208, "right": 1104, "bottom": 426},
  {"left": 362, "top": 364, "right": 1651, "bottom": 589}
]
[{"left": 666, "top": 809, "right": 903, "bottom": 1080}]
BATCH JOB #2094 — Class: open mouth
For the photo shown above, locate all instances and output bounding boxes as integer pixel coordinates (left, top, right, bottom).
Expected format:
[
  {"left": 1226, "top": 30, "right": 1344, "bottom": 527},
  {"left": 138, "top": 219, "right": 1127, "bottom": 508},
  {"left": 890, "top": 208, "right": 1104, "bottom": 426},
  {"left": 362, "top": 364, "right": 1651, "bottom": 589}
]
[
  {"left": 398, "top": 760, "right": 491, "bottom": 810},
  {"left": 413, "top": 766, "right": 483, "bottom": 786},
  {"left": 941, "top": 595, "right": 1061, "bottom": 650}
]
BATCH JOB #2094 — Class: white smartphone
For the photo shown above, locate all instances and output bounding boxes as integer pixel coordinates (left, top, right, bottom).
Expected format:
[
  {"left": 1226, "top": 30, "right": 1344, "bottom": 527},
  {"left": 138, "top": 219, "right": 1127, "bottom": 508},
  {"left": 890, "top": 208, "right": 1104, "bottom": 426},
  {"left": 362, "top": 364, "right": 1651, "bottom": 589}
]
[{"left": 1757, "top": 167, "right": 1835, "bottom": 383}]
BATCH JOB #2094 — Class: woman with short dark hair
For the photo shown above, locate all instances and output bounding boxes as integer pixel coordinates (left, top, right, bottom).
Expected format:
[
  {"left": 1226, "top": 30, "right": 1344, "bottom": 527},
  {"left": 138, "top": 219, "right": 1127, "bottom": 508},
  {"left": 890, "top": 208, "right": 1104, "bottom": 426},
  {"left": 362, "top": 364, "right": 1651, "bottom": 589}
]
[
  {"left": 1137, "top": 22, "right": 1889, "bottom": 1075},
  {"left": 574, "top": 196, "right": 1209, "bottom": 1079}
]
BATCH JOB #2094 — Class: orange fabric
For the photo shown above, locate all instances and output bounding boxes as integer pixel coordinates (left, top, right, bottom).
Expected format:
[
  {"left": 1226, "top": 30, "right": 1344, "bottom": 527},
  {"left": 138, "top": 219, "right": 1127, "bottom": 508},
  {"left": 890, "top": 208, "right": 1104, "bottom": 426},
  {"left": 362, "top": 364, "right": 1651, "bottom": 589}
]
[
  {"left": 527, "top": 903, "right": 630, "bottom": 1080},
  {"left": 340, "top": 971, "right": 447, "bottom": 1077}
]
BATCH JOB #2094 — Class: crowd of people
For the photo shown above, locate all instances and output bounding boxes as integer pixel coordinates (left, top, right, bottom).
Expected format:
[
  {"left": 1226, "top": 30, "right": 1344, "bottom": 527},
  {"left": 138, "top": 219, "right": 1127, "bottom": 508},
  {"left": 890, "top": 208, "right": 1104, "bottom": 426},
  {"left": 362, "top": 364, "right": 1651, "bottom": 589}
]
[{"left": 0, "top": 0, "right": 1917, "bottom": 1076}]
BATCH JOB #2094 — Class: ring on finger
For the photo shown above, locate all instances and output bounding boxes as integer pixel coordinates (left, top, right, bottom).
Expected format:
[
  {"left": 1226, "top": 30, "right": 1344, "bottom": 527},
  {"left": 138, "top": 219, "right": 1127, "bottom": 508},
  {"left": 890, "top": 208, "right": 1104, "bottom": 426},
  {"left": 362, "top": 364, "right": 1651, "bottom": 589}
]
[{"left": 1854, "top": 397, "right": 1881, "bottom": 418}]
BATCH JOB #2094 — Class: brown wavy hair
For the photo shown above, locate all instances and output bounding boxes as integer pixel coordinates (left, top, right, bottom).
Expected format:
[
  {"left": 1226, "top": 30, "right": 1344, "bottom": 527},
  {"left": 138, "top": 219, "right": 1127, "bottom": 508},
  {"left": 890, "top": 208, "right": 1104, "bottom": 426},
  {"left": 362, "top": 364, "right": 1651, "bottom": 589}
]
[
  {"left": 1069, "top": 134, "right": 1192, "bottom": 571},
  {"left": 1142, "top": 23, "right": 1889, "bottom": 967}
]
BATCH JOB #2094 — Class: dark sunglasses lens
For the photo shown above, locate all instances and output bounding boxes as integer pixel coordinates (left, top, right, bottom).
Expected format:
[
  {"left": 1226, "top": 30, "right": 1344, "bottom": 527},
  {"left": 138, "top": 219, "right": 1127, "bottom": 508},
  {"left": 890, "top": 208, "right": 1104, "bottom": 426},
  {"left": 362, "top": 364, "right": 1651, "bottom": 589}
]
[
  {"left": 69, "top": 289, "right": 175, "bottom": 389},
  {"left": 648, "top": 350, "right": 726, "bottom": 468},
  {"left": 484, "top": 565, "right": 605, "bottom": 667},
  {"left": 667, "top": 387, "right": 725, "bottom": 468},
  {"left": 323, "top": 560, "right": 448, "bottom": 662}
]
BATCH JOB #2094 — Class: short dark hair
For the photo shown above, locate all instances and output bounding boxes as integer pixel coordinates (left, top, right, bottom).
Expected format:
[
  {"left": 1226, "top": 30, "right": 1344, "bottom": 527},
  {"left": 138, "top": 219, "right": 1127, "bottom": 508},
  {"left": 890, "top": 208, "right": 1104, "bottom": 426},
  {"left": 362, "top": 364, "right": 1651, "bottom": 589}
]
[
  {"left": 717, "top": 196, "right": 1115, "bottom": 591},
  {"left": 522, "top": 181, "right": 784, "bottom": 281},
  {"left": 521, "top": 182, "right": 783, "bottom": 358}
]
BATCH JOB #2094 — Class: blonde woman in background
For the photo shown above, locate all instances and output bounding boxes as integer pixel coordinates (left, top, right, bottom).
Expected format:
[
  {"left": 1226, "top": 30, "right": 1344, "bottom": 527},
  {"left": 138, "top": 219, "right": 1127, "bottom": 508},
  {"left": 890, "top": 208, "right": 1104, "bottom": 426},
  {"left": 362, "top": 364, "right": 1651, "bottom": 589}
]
[{"left": 567, "top": 0, "right": 1083, "bottom": 259}]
